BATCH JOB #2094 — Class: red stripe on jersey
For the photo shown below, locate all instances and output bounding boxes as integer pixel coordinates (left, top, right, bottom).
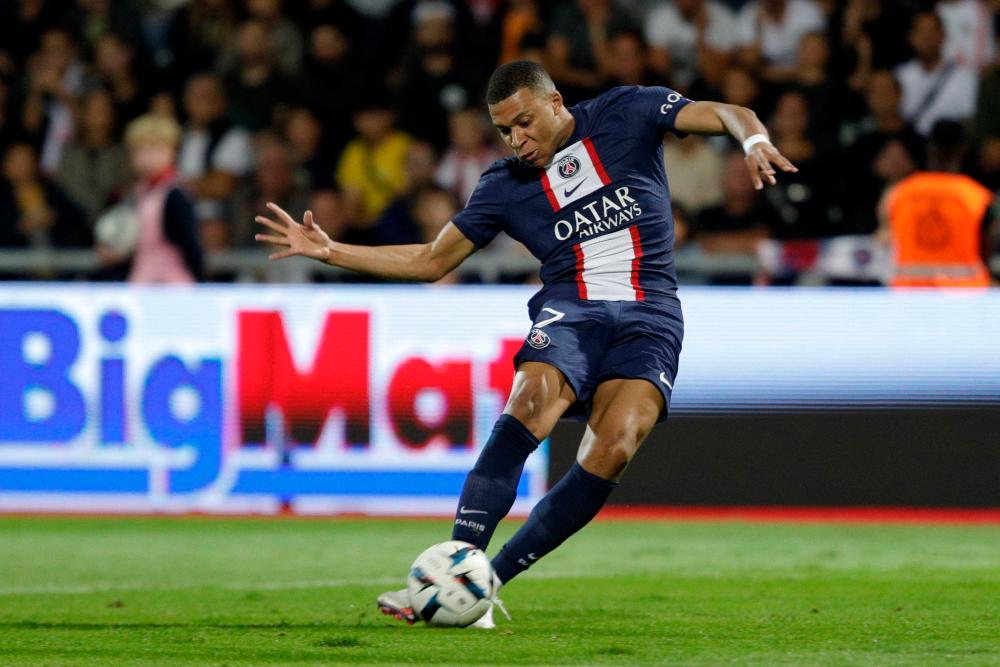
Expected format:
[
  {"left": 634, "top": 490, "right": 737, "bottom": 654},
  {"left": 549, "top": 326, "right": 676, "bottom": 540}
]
[
  {"left": 629, "top": 225, "right": 645, "bottom": 301},
  {"left": 583, "top": 137, "right": 611, "bottom": 185},
  {"left": 573, "top": 243, "right": 588, "bottom": 299},
  {"left": 540, "top": 171, "right": 560, "bottom": 212}
]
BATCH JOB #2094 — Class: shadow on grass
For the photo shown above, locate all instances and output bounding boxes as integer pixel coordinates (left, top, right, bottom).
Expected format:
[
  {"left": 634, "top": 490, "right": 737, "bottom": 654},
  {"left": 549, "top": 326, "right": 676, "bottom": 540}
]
[{"left": 1, "top": 620, "right": 399, "bottom": 631}]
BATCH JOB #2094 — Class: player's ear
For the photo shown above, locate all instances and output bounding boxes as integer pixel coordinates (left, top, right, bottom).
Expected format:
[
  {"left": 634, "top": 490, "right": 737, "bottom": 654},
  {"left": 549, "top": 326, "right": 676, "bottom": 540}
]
[{"left": 551, "top": 89, "right": 563, "bottom": 112}]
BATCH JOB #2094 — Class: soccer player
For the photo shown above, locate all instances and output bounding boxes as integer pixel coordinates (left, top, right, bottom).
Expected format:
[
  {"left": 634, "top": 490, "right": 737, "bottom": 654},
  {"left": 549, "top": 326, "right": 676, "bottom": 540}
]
[{"left": 255, "top": 61, "right": 796, "bottom": 627}]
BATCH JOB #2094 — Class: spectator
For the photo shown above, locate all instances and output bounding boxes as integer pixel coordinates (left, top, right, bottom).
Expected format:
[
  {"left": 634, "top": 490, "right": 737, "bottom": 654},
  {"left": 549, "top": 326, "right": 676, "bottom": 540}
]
[
  {"left": 176, "top": 73, "right": 253, "bottom": 242},
  {"left": 292, "top": 0, "right": 365, "bottom": 39},
  {"left": 308, "top": 187, "right": 351, "bottom": 243},
  {"left": 73, "top": 0, "right": 146, "bottom": 60},
  {"left": 936, "top": 0, "right": 995, "bottom": 71},
  {"left": 791, "top": 31, "right": 861, "bottom": 148},
  {"left": 86, "top": 32, "right": 147, "bottom": 125},
  {"left": 378, "top": 1, "right": 479, "bottom": 84},
  {"left": 0, "top": 141, "right": 88, "bottom": 250},
  {"left": 117, "top": 113, "right": 202, "bottom": 283},
  {"left": 234, "top": 0, "right": 304, "bottom": 77},
  {"left": 163, "top": 0, "right": 239, "bottom": 91},
  {"left": 410, "top": 184, "right": 460, "bottom": 284},
  {"left": 499, "top": 0, "right": 546, "bottom": 65},
  {"left": 895, "top": 11, "right": 978, "bottom": 137},
  {"left": 693, "top": 151, "right": 779, "bottom": 281},
  {"left": 55, "top": 87, "right": 131, "bottom": 225},
  {"left": 763, "top": 89, "right": 836, "bottom": 238},
  {"left": 375, "top": 141, "right": 440, "bottom": 245},
  {"left": 220, "top": 19, "right": 296, "bottom": 131},
  {"left": 436, "top": 108, "right": 503, "bottom": 205},
  {"left": 412, "top": 183, "right": 457, "bottom": 243},
  {"left": 395, "top": 1, "right": 480, "bottom": 150},
  {"left": 283, "top": 106, "right": 336, "bottom": 191},
  {"left": 644, "top": 0, "right": 737, "bottom": 92},
  {"left": 545, "top": 0, "right": 640, "bottom": 103},
  {"left": 926, "top": 119, "right": 968, "bottom": 174},
  {"left": 840, "top": 0, "right": 914, "bottom": 83},
  {"left": 735, "top": 0, "right": 825, "bottom": 83},
  {"left": 299, "top": 23, "right": 361, "bottom": 154},
  {"left": 0, "top": 1, "right": 71, "bottom": 73},
  {"left": 663, "top": 135, "right": 725, "bottom": 215},
  {"left": 230, "top": 134, "right": 311, "bottom": 248},
  {"left": 20, "top": 26, "right": 86, "bottom": 175},
  {"left": 872, "top": 138, "right": 920, "bottom": 192},
  {"left": 148, "top": 89, "right": 179, "bottom": 120},
  {"left": 335, "top": 93, "right": 414, "bottom": 226},
  {"left": 602, "top": 29, "right": 659, "bottom": 88},
  {"left": 842, "top": 70, "right": 925, "bottom": 234},
  {"left": 719, "top": 65, "right": 763, "bottom": 111}
]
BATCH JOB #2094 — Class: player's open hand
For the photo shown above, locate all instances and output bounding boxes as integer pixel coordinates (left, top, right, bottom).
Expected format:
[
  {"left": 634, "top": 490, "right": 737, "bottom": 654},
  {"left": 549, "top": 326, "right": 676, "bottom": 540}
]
[
  {"left": 254, "top": 202, "right": 332, "bottom": 261},
  {"left": 745, "top": 144, "right": 798, "bottom": 190}
]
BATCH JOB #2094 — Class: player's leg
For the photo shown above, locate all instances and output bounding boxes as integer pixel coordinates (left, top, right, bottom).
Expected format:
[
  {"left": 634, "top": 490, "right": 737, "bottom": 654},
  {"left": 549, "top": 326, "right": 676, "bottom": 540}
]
[
  {"left": 378, "top": 361, "right": 576, "bottom": 625},
  {"left": 381, "top": 299, "right": 607, "bottom": 625},
  {"left": 451, "top": 361, "right": 576, "bottom": 550},
  {"left": 490, "top": 378, "right": 663, "bottom": 584}
]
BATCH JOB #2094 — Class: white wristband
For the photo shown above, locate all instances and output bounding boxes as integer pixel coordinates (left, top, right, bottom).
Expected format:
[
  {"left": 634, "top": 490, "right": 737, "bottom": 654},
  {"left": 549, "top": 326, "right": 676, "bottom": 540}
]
[{"left": 742, "top": 133, "right": 771, "bottom": 155}]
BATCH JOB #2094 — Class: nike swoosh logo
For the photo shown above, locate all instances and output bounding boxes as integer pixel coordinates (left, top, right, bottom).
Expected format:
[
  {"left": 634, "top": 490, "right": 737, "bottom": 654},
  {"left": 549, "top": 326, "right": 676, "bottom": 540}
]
[
  {"left": 459, "top": 506, "right": 488, "bottom": 515},
  {"left": 659, "top": 372, "right": 674, "bottom": 390},
  {"left": 563, "top": 181, "right": 584, "bottom": 197}
]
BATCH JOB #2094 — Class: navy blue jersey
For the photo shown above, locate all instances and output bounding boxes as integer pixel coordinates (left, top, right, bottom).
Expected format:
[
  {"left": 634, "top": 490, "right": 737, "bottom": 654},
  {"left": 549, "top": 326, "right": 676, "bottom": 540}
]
[{"left": 452, "top": 86, "right": 693, "bottom": 316}]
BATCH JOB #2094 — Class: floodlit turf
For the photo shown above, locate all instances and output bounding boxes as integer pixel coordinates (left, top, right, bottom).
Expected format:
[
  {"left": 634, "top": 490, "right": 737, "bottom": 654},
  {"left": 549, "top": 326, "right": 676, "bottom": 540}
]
[{"left": 1, "top": 517, "right": 999, "bottom": 666}]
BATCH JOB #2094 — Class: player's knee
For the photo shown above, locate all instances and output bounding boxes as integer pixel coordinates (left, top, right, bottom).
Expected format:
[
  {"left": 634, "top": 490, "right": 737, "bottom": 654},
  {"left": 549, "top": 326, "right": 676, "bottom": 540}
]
[
  {"left": 582, "top": 428, "right": 643, "bottom": 480},
  {"left": 504, "top": 377, "right": 557, "bottom": 437}
]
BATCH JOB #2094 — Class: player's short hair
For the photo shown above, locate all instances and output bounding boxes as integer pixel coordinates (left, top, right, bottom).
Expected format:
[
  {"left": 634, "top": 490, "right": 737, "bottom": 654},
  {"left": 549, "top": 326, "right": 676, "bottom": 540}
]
[
  {"left": 125, "top": 113, "right": 181, "bottom": 149},
  {"left": 486, "top": 60, "right": 555, "bottom": 105}
]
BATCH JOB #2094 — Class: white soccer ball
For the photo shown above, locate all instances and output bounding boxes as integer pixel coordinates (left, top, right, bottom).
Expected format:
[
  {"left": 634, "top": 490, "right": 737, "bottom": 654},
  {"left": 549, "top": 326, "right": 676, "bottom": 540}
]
[{"left": 407, "top": 540, "right": 495, "bottom": 627}]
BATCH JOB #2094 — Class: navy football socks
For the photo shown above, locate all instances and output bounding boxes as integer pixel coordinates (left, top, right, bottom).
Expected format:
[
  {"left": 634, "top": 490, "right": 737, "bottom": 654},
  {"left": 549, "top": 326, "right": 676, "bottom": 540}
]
[
  {"left": 491, "top": 462, "right": 618, "bottom": 584},
  {"left": 451, "top": 414, "right": 540, "bottom": 550}
]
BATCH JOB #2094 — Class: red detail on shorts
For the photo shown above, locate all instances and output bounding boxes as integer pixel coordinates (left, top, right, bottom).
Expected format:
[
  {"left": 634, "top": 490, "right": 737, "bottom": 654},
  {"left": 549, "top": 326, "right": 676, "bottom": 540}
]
[
  {"left": 628, "top": 225, "right": 644, "bottom": 301},
  {"left": 573, "top": 243, "right": 588, "bottom": 299},
  {"left": 583, "top": 137, "right": 611, "bottom": 185},
  {"left": 540, "top": 171, "right": 560, "bottom": 212}
]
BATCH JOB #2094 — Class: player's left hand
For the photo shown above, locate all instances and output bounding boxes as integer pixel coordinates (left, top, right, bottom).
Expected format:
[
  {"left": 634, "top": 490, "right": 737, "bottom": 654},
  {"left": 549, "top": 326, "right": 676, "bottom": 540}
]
[{"left": 745, "top": 144, "right": 798, "bottom": 190}]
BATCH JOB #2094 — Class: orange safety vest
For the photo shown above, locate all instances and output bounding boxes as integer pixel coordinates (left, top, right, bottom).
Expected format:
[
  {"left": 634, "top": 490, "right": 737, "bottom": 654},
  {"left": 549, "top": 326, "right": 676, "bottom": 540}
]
[{"left": 886, "top": 172, "right": 993, "bottom": 288}]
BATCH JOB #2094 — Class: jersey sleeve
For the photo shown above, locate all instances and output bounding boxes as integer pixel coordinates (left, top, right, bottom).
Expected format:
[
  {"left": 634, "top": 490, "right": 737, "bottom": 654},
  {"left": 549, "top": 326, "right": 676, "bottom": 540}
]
[
  {"left": 450, "top": 168, "right": 506, "bottom": 248},
  {"left": 628, "top": 86, "right": 694, "bottom": 140}
]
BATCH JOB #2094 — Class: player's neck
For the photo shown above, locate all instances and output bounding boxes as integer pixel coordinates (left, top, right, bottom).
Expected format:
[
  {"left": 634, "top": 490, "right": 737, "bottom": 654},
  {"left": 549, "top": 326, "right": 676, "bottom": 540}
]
[{"left": 553, "top": 110, "right": 576, "bottom": 154}]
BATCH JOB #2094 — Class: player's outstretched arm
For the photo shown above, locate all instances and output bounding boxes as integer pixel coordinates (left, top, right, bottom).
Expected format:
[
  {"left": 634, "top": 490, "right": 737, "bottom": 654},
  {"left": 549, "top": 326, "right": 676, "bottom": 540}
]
[
  {"left": 254, "top": 202, "right": 477, "bottom": 282},
  {"left": 674, "top": 101, "right": 798, "bottom": 190}
]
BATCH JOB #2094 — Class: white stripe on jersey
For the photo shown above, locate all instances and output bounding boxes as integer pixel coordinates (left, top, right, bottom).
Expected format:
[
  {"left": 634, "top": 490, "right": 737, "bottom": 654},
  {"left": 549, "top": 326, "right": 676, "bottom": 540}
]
[
  {"left": 542, "top": 138, "right": 611, "bottom": 211},
  {"left": 574, "top": 226, "right": 644, "bottom": 301}
]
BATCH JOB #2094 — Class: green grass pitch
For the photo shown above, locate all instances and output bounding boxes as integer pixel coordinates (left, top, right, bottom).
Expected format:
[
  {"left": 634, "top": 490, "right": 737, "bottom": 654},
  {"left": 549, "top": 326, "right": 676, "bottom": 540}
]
[{"left": 1, "top": 516, "right": 998, "bottom": 666}]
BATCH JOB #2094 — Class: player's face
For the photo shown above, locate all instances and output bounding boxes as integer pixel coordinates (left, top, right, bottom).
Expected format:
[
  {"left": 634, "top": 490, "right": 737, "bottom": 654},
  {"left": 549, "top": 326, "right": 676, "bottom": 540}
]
[{"left": 489, "top": 87, "right": 566, "bottom": 168}]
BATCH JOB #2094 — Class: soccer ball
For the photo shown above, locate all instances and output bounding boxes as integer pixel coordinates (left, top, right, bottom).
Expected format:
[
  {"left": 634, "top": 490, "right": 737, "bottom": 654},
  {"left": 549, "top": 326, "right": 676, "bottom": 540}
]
[{"left": 407, "top": 540, "right": 495, "bottom": 627}]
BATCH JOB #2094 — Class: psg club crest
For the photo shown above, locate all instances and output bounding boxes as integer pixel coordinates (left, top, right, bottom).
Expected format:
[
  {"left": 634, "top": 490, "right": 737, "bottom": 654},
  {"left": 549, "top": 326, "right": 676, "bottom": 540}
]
[
  {"left": 557, "top": 155, "right": 581, "bottom": 179},
  {"left": 527, "top": 328, "right": 550, "bottom": 349}
]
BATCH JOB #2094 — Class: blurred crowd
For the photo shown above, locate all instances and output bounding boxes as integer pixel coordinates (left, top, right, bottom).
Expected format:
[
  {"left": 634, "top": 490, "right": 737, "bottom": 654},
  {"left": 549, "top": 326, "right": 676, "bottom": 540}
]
[{"left": 0, "top": 0, "right": 998, "bottom": 284}]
